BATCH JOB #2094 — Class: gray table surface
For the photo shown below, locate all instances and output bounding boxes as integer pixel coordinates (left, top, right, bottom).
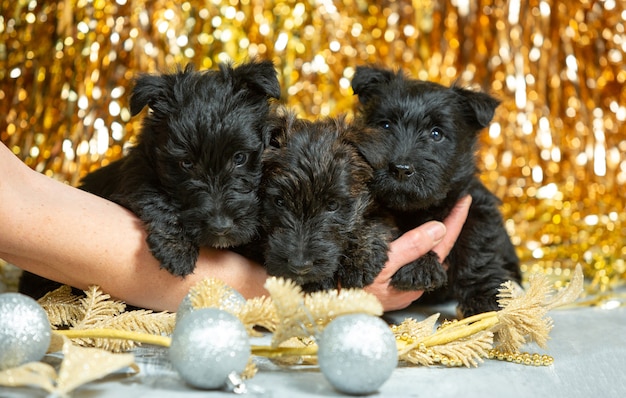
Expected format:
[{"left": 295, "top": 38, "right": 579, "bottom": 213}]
[{"left": 2, "top": 302, "right": 625, "bottom": 398}]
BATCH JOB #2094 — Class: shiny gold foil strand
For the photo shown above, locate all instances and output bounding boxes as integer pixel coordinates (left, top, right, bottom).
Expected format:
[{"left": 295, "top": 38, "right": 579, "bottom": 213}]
[
  {"left": 443, "top": 0, "right": 626, "bottom": 291},
  {"left": 497, "top": 0, "right": 626, "bottom": 291},
  {"left": 1, "top": 0, "right": 625, "bottom": 292}
]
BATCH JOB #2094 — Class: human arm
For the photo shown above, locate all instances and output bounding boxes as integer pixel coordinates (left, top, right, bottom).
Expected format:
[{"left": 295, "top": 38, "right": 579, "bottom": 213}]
[{"left": 363, "top": 195, "right": 472, "bottom": 311}]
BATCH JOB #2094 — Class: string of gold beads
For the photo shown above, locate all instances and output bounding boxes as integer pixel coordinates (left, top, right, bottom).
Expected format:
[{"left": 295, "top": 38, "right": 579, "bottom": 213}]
[
  {"left": 393, "top": 330, "right": 415, "bottom": 344},
  {"left": 488, "top": 349, "right": 554, "bottom": 366},
  {"left": 437, "top": 319, "right": 458, "bottom": 330}
]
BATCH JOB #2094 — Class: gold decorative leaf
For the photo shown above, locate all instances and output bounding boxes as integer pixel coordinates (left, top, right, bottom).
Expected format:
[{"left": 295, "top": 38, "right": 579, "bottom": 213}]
[
  {"left": 264, "top": 278, "right": 308, "bottom": 346},
  {"left": 188, "top": 278, "right": 244, "bottom": 312},
  {"left": 264, "top": 277, "right": 383, "bottom": 346},
  {"left": 47, "top": 332, "right": 67, "bottom": 354},
  {"left": 37, "top": 285, "right": 174, "bottom": 352},
  {"left": 55, "top": 334, "right": 138, "bottom": 394},
  {"left": 38, "top": 285, "right": 84, "bottom": 329},
  {"left": 394, "top": 314, "right": 493, "bottom": 368},
  {"left": 399, "top": 346, "right": 434, "bottom": 367},
  {"left": 305, "top": 288, "right": 384, "bottom": 320},
  {"left": 266, "top": 337, "right": 319, "bottom": 366},
  {"left": 394, "top": 314, "right": 440, "bottom": 351},
  {"left": 543, "top": 264, "right": 585, "bottom": 310},
  {"left": 241, "top": 358, "right": 258, "bottom": 380},
  {"left": 0, "top": 334, "right": 137, "bottom": 395},
  {"left": 0, "top": 362, "right": 57, "bottom": 393},
  {"left": 70, "top": 310, "right": 175, "bottom": 352},
  {"left": 430, "top": 331, "right": 493, "bottom": 367},
  {"left": 493, "top": 265, "right": 584, "bottom": 352},
  {"left": 238, "top": 295, "right": 279, "bottom": 336},
  {"left": 492, "top": 266, "right": 584, "bottom": 352},
  {"left": 71, "top": 286, "right": 126, "bottom": 330}
]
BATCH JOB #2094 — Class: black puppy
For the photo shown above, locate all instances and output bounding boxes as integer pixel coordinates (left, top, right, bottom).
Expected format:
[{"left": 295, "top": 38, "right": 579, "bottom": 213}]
[
  {"left": 19, "top": 60, "right": 280, "bottom": 299},
  {"left": 255, "top": 109, "right": 393, "bottom": 292},
  {"left": 348, "top": 65, "right": 521, "bottom": 317}
]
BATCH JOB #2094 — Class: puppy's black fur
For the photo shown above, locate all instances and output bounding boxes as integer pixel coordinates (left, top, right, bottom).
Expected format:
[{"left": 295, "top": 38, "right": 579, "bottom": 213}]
[
  {"left": 348, "top": 65, "right": 521, "bottom": 317},
  {"left": 19, "top": 60, "right": 280, "bottom": 299},
  {"left": 253, "top": 110, "right": 393, "bottom": 292}
]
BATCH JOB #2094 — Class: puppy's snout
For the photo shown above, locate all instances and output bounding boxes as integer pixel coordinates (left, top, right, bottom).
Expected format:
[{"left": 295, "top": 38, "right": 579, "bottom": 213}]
[
  {"left": 212, "top": 215, "right": 234, "bottom": 235},
  {"left": 288, "top": 258, "right": 314, "bottom": 276},
  {"left": 389, "top": 162, "right": 415, "bottom": 180}
]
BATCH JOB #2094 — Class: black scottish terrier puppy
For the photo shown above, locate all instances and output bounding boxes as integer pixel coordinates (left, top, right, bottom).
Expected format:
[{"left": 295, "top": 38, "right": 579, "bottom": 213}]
[
  {"left": 347, "top": 65, "right": 521, "bottom": 317},
  {"left": 19, "top": 60, "right": 280, "bottom": 299},
  {"left": 255, "top": 109, "right": 394, "bottom": 292}
]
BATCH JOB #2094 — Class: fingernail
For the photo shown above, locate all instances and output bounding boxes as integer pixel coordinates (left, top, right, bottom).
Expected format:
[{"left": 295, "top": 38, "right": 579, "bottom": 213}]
[{"left": 425, "top": 222, "right": 446, "bottom": 242}]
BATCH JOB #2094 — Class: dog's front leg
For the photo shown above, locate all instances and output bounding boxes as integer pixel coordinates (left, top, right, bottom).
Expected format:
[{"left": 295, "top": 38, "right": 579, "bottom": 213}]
[
  {"left": 144, "top": 222, "right": 199, "bottom": 277},
  {"left": 389, "top": 250, "right": 448, "bottom": 292},
  {"left": 340, "top": 219, "right": 393, "bottom": 288},
  {"left": 121, "top": 193, "right": 199, "bottom": 277}
]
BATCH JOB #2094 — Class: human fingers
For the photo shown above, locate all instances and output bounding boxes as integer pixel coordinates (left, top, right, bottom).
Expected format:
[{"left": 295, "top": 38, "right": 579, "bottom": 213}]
[
  {"left": 433, "top": 195, "right": 472, "bottom": 262},
  {"left": 363, "top": 282, "right": 424, "bottom": 312}
]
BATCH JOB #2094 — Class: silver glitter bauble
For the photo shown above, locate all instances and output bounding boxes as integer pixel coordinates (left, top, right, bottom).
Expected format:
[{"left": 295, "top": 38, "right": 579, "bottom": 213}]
[
  {"left": 318, "top": 314, "right": 398, "bottom": 395},
  {"left": 169, "top": 308, "right": 250, "bottom": 389},
  {"left": 175, "top": 294, "right": 194, "bottom": 324},
  {"left": 0, "top": 293, "right": 52, "bottom": 370},
  {"left": 175, "top": 285, "right": 246, "bottom": 324}
]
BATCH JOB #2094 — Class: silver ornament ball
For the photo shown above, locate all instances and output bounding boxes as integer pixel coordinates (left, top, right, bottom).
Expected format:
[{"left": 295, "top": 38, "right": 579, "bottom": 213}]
[
  {"left": 175, "top": 294, "right": 194, "bottom": 325},
  {"left": 169, "top": 307, "right": 250, "bottom": 389},
  {"left": 0, "top": 293, "right": 52, "bottom": 370},
  {"left": 318, "top": 314, "right": 398, "bottom": 395}
]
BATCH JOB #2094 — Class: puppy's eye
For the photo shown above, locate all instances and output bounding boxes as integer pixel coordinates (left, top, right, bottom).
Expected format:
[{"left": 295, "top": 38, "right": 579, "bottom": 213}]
[
  {"left": 274, "top": 197, "right": 285, "bottom": 208},
  {"left": 430, "top": 127, "right": 444, "bottom": 142},
  {"left": 233, "top": 152, "right": 248, "bottom": 166},
  {"left": 179, "top": 160, "right": 194, "bottom": 170},
  {"left": 326, "top": 200, "right": 339, "bottom": 212},
  {"left": 380, "top": 120, "right": 391, "bottom": 130}
]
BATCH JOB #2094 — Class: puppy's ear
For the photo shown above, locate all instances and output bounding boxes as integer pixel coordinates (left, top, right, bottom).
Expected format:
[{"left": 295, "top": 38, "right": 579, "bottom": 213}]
[
  {"left": 130, "top": 73, "right": 172, "bottom": 116},
  {"left": 228, "top": 60, "right": 281, "bottom": 100},
  {"left": 453, "top": 87, "right": 501, "bottom": 129},
  {"left": 262, "top": 108, "right": 294, "bottom": 148},
  {"left": 351, "top": 65, "right": 396, "bottom": 104},
  {"left": 260, "top": 118, "right": 287, "bottom": 168},
  {"left": 263, "top": 118, "right": 285, "bottom": 149}
]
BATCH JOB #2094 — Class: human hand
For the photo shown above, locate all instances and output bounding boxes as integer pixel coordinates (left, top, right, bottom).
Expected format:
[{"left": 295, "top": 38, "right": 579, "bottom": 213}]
[{"left": 363, "top": 195, "right": 472, "bottom": 311}]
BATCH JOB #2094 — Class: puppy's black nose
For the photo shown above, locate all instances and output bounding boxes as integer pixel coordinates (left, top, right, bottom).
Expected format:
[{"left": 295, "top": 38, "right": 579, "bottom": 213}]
[
  {"left": 212, "top": 216, "right": 234, "bottom": 236},
  {"left": 389, "top": 162, "right": 415, "bottom": 180},
  {"left": 288, "top": 259, "right": 313, "bottom": 275}
]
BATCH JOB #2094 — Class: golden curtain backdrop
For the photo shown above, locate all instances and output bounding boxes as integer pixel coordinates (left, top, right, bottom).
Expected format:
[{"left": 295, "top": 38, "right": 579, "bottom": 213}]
[{"left": 1, "top": 0, "right": 625, "bottom": 292}]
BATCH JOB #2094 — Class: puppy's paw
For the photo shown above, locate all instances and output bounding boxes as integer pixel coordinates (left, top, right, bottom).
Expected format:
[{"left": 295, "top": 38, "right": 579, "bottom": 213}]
[
  {"left": 146, "top": 233, "right": 199, "bottom": 277},
  {"left": 390, "top": 251, "right": 447, "bottom": 291},
  {"left": 350, "top": 240, "right": 390, "bottom": 288}
]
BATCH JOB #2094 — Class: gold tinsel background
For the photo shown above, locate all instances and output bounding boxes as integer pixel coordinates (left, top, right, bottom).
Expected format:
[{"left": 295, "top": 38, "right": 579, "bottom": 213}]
[{"left": 1, "top": 0, "right": 625, "bottom": 294}]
